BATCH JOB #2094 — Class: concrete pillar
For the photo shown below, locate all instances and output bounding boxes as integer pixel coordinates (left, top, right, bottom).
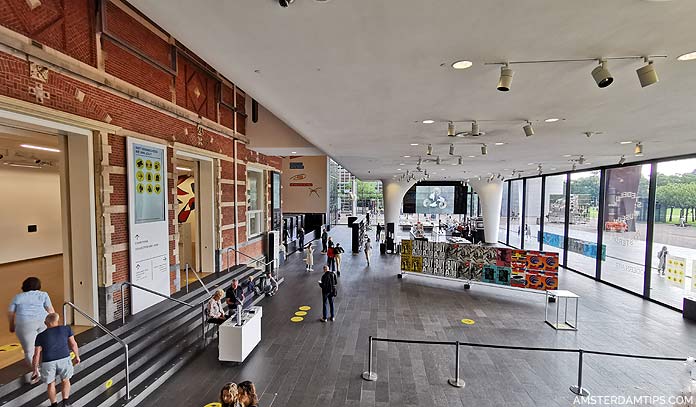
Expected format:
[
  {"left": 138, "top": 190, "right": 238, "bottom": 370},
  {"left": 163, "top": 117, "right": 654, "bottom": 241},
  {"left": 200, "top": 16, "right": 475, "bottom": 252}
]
[
  {"left": 469, "top": 179, "right": 504, "bottom": 244},
  {"left": 382, "top": 179, "right": 416, "bottom": 227}
]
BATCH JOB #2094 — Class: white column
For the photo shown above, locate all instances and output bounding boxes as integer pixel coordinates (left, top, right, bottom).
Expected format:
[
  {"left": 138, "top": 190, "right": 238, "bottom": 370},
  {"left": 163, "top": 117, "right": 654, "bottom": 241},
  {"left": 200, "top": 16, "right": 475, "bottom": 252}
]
[
  {"left": 381, "top": 179, "right": 416, "bottom": 227},
  {"left": 469, "top": 179, "right": 503, "bottom": 244}
]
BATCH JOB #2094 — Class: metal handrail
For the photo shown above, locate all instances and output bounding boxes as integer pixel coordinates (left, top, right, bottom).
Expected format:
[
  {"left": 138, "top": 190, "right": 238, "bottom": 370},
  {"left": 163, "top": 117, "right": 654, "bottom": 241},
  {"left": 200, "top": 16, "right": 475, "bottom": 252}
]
[
  {"left": 184, "top": 263, "right": 210, "bottom": 294},
  {"left": 63, "top": 302, "right": 130, "bottom": 400},
  {"left": 226, "top": 246, "right": 274, "bottom": 267},
  {"left": 119, "top": 282, "right": 208, "bottom": 343},
  {"left": 362, "top": 335, "right": 690, "bottom": 396}
]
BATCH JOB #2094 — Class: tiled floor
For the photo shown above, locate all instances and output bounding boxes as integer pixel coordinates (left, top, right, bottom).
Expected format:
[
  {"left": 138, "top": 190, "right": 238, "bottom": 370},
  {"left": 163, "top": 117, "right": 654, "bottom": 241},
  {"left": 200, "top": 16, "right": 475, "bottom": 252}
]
[{"left": 144, "top": 226, "right": 696, "bottom": 407}]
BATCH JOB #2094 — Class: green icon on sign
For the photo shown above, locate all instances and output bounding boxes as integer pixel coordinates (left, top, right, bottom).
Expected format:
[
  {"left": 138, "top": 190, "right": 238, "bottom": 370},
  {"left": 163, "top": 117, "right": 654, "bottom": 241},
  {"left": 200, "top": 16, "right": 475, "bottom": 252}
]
[
  {"left": 154, "top": 173, "right": 161, "bottom": 182},
  {"left": 154, "top": 161, "right": 161, "bottom": 171},
  {"left": 136, "top": 183, "right": 144, "bottom": 194},
  {"left": 145, "top": 160, "right": 153, "bottom": 170},
  {"left": 146, "top": 184, "right": 154, "bottom": 194},
  {"left": 136, "top": 171, "right": 144, "bottom": 182},
  {"left": 136, "top": 158, "right": 144, "bottom": 169},
  {"left": 155, "top": 184, "right": 162, "bottom": 194},
  {"left": 146, "top": 172, "right": 153, "bottom": 182}
]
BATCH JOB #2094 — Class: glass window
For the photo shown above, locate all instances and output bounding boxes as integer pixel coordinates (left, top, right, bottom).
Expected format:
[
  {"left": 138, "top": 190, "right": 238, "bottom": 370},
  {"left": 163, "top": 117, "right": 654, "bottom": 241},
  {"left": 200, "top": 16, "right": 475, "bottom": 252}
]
[
  {"left": 600, "top": 165, "right": 650, "bottom": 294},
  {"left": 499, "top": 182, "right": 509, "bottom": 244},
  {"left": 543, "top": 174, "right": 567, "bottom": 265},
  {"left": 524, "top": 178, "right": 543, "bottom": 250},
  {"left": 651, "top": 158, "right": 696, "bottom": 310},
  {"left": 509, "top": 180, "right": 523, "bottom": 248},
  {"left": 246, "top": 169, "right": 265, "bottom": 237},
  {"left": 567, "top": 170, "right": 601, "bottom": 276}
]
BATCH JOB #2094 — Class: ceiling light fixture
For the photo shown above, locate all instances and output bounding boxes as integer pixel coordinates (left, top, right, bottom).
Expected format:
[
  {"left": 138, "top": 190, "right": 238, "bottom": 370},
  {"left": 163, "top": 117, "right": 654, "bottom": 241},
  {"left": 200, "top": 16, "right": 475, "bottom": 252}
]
[
  {"left": 452, "top": 60, "right": 473, "bottom": 70},
  {"left": 578, "top": 155, "right": 586, "bottom": 164},
  {"left": 436, "top": 156, "right": 441, "bottom": 165},
  {"left": 449, "top": 143, "right": 455, "bottom": 155},
  {"left": 497, "top": 63, "right": 514, "bottom": 91},
  {"left": 677, "top": 51, "right": 696, "bottom": 61},
  {"left": 5, "top": 162, "right": 41, "bottom": 169},
  {"left": 422, "top": 120, "right": 435, "bottom": 124},
  {"left": 481, "top": 144, "right": 488, "bottom": 155},
  {"left": 572, "top": 163, "right": 577, "bottom": 171},
  {"left": 458, "top": 156, "right": 463, "bottom": 165},
  {"left": 176, "top": 167, "right": 192, "bottom": 172},
  {"left": 619, "top": 155, "right": 626, "bottom": 165},
  {"left": 427, "top": 144, "right": 433, "bottom": 155},
  {"left": 471, "top": 121, "right": 480, "bottom": 136},
  {"left": 637, "top": 57, "right": 659, "bottom": 87},
  {"left": 410, "top": 143, "right": 419, "bottom": 146},
  {"left": 447, "top": 121, "right": 456, "bottom": 137},
  {"left": 291, "top": 151, "right": 297, "bottom": 154},
  {"left": 417, "top": 157, "right": 422, "bottom": 165},
  {"left": 468, "top": 155, "right": 476, "bottom": 158},
  {"left": 523, "top": 121, "right": 535, "bottom": 137},
  {"left": 21, "top": 144, "right": 60, "bottom": 153},
  {"left": 495, "top": 142, "right": 505, "bottom": 146},
  {"left": 544, "top": 118, "right": 560, "bottom": 123},
  {"left": 635, "top": 142, "right": 644, "bottom": 156},
  {"left": 619, "top": 141, "right": 633, "bottom": 145},
  {"left": 403, "top": 155, "right": 411, "bottom": 158},
  {"left": 563, "top": 154, "right": 572, "bottom": 158},
  {"left": 591, "top": 60, "right": 614, "bottom": 88}
]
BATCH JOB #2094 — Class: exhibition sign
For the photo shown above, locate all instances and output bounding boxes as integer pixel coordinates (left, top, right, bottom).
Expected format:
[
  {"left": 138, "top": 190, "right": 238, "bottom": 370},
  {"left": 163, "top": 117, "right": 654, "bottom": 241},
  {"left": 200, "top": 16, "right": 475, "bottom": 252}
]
[
  {"left": 401, "top": 240, "right": 559, "bottom": 291},
  {"left": 127, "top": 138, "right": 171, "bottom": 314},
  {"left": 665, "top": 255, "right": 686, "bottom": 288}
]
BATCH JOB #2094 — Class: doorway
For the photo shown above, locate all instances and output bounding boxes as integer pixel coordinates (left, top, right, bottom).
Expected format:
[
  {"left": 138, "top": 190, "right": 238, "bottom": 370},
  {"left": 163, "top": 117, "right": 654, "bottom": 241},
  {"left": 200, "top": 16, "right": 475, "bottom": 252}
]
[
  {"left": 0, "top": 114, "right": 97, "bottom": 368},
  {"left": 175, "top": 151, "right": 215, "bottom": 290}
]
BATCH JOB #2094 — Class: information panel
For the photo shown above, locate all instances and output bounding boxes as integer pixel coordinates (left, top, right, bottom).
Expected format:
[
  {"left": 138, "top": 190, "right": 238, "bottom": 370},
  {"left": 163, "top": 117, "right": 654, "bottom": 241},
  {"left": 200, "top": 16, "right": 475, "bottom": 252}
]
[{"left": 127, "top": 138, "right": 171, "bottom": 314}]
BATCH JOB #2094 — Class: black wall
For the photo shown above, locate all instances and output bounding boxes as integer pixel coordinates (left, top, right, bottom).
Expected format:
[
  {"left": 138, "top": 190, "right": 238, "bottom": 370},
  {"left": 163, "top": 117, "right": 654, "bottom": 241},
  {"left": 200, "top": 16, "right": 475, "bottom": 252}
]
[{"left": 403, "top": 181, "right": 468, "bottom": 215}]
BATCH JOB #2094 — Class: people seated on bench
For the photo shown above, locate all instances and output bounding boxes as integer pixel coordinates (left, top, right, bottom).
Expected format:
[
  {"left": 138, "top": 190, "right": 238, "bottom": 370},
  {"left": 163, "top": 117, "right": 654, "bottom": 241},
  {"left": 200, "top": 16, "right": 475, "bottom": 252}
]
[
  {"left": 225, "top": 279, "right": 244, "bottom": 312},
  {"left": 245, "top": 275, "right": 261, "bottom": 296},
  {"left": 206, "top": 289, "right": 229, "bottom": 324},
  {"left": 259, "top": 271, "right": 278, "bottom": 296}
]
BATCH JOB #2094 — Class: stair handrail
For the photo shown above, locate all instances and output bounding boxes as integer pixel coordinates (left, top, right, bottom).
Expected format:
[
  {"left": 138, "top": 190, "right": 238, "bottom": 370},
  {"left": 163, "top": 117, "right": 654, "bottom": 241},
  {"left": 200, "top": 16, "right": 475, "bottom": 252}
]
[
  {"left": 225, "top": 246, "right": 273, "bottom": 268},
  {"left": 184, "top": 263, "right": 210, "bottom": 294},
  {"left": 62, "top": 302, "right": 130, "bottom": 400},
  {"left": 119, "top": 281, "right": 208, "bottom": 345}
]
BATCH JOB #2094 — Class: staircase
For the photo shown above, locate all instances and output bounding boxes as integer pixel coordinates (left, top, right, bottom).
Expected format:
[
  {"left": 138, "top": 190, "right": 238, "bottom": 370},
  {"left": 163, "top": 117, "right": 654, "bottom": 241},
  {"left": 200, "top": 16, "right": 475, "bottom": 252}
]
[{"left": 0, "top": 264, "right": 268, "bottom": 407}]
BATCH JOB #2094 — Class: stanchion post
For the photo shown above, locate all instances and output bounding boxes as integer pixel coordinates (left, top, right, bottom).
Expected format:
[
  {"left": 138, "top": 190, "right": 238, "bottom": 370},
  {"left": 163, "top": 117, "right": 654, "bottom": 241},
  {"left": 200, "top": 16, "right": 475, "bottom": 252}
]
[
  {"left": 362, "top": 336, "right": 378, "bottom": 381},
  {"left": 201, "top": 302, "right": 206, "bottom": 345},
  {"left": 121, "top": 284, "right": 126, "bottom": 325},
  {"left": 569, "top": 349, "right": 590, "bottom": 396},
  {"left": 448, "top": 341, "right": 465, "bottom": 388},
  {"left": 185, "top": 263, "right": 189, "bottom": 293}
]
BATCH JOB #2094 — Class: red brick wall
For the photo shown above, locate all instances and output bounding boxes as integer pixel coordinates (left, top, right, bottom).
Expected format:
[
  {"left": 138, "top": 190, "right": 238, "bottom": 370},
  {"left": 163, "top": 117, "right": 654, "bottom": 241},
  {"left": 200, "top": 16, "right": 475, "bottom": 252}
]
[
  {"left": 175, "top": 54, "right": 218, "bottom": 122},
  {"left": 0, "top": 0, "right": 96, "bottom": 66},
  {"left": 102, "top": 39, "right": 173, "bottom": 101}
]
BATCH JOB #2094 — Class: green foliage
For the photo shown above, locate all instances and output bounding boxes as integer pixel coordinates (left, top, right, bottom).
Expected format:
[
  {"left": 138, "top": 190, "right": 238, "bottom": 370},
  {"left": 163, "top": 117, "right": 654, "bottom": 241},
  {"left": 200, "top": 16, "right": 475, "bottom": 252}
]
[
  {"left": 655, "top": 183, "right": 696, "bottom": 210},
  {"left": 570, "top": 175, "right": 600, "bottom": 205},
  {"left": 357, "top": 180, "right": 381, "bottom": 200}
]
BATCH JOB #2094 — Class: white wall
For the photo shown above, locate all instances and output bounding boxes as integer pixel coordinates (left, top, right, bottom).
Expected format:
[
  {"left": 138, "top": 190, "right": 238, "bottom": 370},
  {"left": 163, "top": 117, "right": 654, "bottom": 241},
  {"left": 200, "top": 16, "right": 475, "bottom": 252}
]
[
  {"left": 0, "top": 166, "right": 62, "bottom": 263},
  {"left": 281, "top": 155, "right": 329, "bottom": 214}
]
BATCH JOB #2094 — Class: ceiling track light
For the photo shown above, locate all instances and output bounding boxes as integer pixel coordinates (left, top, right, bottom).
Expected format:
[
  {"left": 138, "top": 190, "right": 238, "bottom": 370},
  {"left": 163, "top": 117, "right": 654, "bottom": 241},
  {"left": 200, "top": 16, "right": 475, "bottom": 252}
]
[
  {"left": 457, "top": 156, "right": 463, "bottom": 165},
  {"left": 471, "top": 121, "right": 479, "bottom": 136},
  {"left": 497, "top": 63, "right": 514, "bottom": 91},
  {"left": 572, "top": 163, "right": 577, "bottom": 171},
  {"left": 637, "top": 57, "right": 659, "bottom": 87},
  {"left": 578, "top": 155, "right": 585, "bottom": 164},
  {"left": 635, "top": 142, "right": 644, "bottom": 156},
  {"left": 619, "top": 155, "right": 626, "bottom": 165},
  {"left": 449, "top": 143, "right": 455, "bottom": 155},
  {"left": 436, "top": 156, "right": 441, "bottom": 165},
  {"left": 427, "top": 144, "right": 433, "bottom": 155},
  {"left": 481, "top": 144, "right": 488, "bottom": 155},
  {"left": 417, "top": 156, "right": 422, "bottom": 165},
  {"left": 592, "top": 60, "right": 614, "bottom": 88},
  {"left": 523, "top": 121, "right": 534, "bottom": 137},
  {"left": 447, "top": 121, "right": 456, "bottom": 137}
]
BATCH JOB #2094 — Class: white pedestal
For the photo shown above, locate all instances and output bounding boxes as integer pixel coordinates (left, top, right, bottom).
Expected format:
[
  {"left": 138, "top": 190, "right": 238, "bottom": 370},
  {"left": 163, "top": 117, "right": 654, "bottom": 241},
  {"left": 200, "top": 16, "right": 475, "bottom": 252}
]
[{"left": 218, "top": 306, "right": 262, "bottom": 362}]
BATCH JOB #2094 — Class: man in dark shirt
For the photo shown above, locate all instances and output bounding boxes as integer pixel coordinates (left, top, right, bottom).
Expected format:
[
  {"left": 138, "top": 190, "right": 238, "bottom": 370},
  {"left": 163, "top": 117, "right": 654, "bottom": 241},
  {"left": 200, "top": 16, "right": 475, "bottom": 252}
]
[
  {"left": 319, "top": 265, "right": 337, "bottom": 322},
  {"left": 32, "top": 313, "right": 80, "bottom": 407},
  {"left": 226, "top": 278, "right": 245, "bottom": 310}
]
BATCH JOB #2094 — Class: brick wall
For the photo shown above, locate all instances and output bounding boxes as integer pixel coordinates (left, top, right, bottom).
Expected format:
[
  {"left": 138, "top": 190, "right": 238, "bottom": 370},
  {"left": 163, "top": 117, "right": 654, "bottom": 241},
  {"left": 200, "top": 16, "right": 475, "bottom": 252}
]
[{"left": 0, "top": 0, "right": 283, "bottom": 323}]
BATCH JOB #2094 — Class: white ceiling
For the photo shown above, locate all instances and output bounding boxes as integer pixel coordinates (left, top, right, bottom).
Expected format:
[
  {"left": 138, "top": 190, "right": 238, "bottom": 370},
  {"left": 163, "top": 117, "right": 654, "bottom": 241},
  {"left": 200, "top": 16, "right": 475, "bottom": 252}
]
[{"left": 132, "top": 0, "right": 696, "bottom": 180}]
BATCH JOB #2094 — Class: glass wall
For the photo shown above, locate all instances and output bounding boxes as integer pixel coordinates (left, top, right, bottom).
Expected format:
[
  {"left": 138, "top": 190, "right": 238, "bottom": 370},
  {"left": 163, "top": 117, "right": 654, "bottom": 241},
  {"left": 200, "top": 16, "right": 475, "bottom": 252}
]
[
  {"left": 496, "top": 155, "right": 696, "bottom": 311},
  {"left": 524, "top": 178, "right": 542, "bottom": 250},
  {"left": 246, "top": 169, "right": 265, "bottom": 238},
  {"left": 509, "top": 180, "right": 523, "bottom": 248},
  {"left": 542, "top": 174, "right": 566, "bottom": 265},
  {"left": 651, "top": 158, "right": 696, "bottom": 309},
  {"left": 499, "top": 182, "right": 509, "bottom": 244},
  {"left": 566, "top": 170, "right": 601, "bottom": 275},
  {"left": 600, "top": 165, "right": 650, "bottom": 294}
]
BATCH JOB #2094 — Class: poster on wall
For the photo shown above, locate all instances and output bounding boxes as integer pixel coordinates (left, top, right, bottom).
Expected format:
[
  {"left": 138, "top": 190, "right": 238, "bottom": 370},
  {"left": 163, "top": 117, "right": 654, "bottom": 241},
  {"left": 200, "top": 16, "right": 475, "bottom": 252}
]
[
  {"left": 127, "top": 138, "right": 171, "bottom": 314},
  {"left": 665, "top": 255, "right": 686, "bottom": 288}
]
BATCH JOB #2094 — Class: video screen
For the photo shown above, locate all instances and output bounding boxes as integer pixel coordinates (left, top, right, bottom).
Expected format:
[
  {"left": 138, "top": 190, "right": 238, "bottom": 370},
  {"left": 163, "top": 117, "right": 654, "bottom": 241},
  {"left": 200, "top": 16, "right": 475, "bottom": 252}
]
[{"left": 415, "top": 186, "right": 455, "bottom": 214}]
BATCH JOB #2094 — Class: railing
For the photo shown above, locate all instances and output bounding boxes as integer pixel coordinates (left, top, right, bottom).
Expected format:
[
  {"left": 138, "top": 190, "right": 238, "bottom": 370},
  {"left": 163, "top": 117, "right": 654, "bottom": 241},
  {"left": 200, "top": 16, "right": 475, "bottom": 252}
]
[
  {"left": 225, "top": 246, "right": 278, "bottom": 279},
  {"left": 184, "top": 263, "right": 210, "bottom": 294},
  {"left": 361, "top": 336, "right": 688, "bottom": 396},
  {"left": 119, "top": 282, "right": 207, "bottom": 343},
  {"left": 63, "top": 302, "right": 131, "bottom": 400}
]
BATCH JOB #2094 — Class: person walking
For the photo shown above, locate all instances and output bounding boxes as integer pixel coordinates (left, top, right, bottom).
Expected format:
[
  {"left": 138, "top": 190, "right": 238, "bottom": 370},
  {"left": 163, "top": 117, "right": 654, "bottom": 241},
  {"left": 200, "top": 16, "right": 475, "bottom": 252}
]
[
  {"left": 334, "top": 243, "right": 345, "bottom": 276},
  {"left": 8, "top": 277, "right": 54, "bottom": 382},
  {"left": 298, "top": 227, "right": 305, "bottom": 251},
  {"left": 364, "top": 236, "right": 372, "bottom": 266},
  {"left": 305, "top": 243, "right": 315, "bottom": 272},
  {"left": 321, "top": 228, "right": 328, "bottom": 254},
  {"left": 237, "top": 381, "right": 259, "bottom": 407},
  {"left": 657, "top": 246, "right": 669, "bottom": 276},
  {"left": 319, "top": 265, "right": 337, "bottom": 322},
  {"left": 32, "top": 313, "right": 80, "bottom": 407},
  {"left": 366, "top": 210, "right": 371, "bottom": 226},
  {"left": 327, "top": 242, "right": 336, "bottom": 272}
]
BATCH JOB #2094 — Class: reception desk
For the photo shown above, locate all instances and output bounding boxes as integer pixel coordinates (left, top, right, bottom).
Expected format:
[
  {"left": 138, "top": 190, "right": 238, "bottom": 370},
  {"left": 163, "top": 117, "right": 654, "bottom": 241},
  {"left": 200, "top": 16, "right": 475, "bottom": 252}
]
[{"left": 218, "top": 306, "right": 262, "bottom": 362}]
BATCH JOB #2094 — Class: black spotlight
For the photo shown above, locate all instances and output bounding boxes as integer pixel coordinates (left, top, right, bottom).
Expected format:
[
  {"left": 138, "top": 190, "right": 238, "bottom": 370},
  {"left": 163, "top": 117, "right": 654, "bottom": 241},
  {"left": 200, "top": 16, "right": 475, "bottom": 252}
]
[{"left": 279, "top": 0, "right": 295, "bottom": 7}]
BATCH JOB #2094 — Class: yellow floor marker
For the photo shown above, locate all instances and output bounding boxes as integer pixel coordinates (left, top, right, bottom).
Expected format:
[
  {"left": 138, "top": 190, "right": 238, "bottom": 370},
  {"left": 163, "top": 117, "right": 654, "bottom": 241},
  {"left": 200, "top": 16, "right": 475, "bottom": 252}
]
[
  {"left": 299, "top": 306, "right": 311, "bottom": 311},
  {"left": 295, "top": 311, "right": 308, "bottom": 316},
  {"left": 204, "top": 403, "right": 222, "bottom": 407},
  {"left": 290, "top": 316, "right": 304, "bottom": 322},
  {"left": 0, "top": 344, "right": 21, "bottom": 352},
  {"left": 461, "top": 319, "right": 475, "bottom": 325},
  {"left": 105, "top": 379, "right": 113, "bottom": 389}
]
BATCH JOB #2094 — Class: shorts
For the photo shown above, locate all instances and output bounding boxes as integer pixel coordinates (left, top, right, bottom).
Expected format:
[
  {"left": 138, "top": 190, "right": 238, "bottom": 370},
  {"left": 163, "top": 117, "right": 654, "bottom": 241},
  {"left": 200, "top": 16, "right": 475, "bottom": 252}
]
[{"left": 41, "top": 356, "right": 74, "bottom": 384}]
